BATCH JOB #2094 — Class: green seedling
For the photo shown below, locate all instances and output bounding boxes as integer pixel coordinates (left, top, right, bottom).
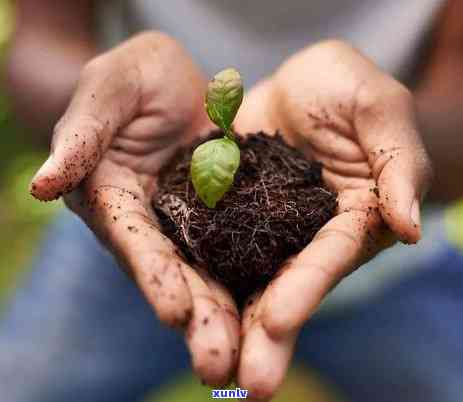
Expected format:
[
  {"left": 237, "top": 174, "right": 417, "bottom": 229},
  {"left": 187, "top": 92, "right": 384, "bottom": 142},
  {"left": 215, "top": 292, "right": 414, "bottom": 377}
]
[{"left": 191, "top": 68, "right": 243, "bottom": 208}]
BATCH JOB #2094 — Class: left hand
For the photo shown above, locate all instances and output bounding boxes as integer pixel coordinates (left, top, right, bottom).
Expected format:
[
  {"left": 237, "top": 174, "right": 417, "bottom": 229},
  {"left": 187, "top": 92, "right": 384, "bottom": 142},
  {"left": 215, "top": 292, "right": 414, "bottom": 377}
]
[
  {"left": 29, "top": 32, "right": 239, "bottom": 387},
  {"left": 234, "top": 40, "right": 433, "bottom": 400}
]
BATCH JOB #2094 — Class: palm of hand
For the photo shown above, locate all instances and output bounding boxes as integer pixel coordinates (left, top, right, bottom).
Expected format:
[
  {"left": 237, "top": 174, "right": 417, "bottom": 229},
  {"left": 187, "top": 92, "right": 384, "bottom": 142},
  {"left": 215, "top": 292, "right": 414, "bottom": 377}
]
[
  {"left": 31, "top": 33, "right": 238, "bottom": 387},
  {"left": 31, "top": 36, "right": 431, "bottom": 399},
  {"left": 231, "top": 41, "right": 430, "bottom": 398}
]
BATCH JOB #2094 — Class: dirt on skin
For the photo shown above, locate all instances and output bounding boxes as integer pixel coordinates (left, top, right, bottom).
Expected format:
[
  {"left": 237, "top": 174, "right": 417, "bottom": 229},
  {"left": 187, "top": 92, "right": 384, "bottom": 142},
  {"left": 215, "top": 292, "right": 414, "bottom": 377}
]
[{"left": 153, "top": 131, "right": 337, "bottom": 303}]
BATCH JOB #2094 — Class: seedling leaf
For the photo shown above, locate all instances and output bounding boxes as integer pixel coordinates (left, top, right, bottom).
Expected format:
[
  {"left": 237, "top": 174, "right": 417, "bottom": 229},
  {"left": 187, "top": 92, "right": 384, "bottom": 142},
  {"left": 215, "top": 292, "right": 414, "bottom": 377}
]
[
  {"left": 205, "top": 68, "right": 243, "bottom": 137},
  {"left": 191, "top": 137, "right": 240, "bottom": 208}
]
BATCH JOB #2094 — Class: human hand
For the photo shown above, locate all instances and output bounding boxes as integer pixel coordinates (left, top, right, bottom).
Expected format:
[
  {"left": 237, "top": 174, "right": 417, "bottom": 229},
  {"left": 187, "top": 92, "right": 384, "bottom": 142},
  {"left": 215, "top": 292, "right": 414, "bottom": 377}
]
[
  {"left": 30, "top": 32, "right": 239, "bottom": 386},
  {"left": 234, "top": 40, "right": 433, "bottom": 400}
]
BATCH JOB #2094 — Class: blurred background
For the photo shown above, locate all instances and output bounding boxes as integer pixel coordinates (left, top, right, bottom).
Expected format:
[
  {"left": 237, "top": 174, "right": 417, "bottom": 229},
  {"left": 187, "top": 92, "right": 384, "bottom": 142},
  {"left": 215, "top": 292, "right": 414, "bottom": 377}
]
[
  {"left": 0, "top": 1, "right": 344, "bottom": 400},
  {"left": 3, "top": 0, "right": 463, "bottom": 401},
  {"left": 0, "top": 0, "right": 62, "bottom": 303}
]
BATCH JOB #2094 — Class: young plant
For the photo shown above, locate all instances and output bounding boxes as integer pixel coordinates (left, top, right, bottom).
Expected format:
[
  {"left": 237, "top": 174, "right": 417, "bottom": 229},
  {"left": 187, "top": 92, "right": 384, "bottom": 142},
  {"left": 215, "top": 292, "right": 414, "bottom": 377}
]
[{"left": 191, "top": 68, "right": 243, "bottom": 208}]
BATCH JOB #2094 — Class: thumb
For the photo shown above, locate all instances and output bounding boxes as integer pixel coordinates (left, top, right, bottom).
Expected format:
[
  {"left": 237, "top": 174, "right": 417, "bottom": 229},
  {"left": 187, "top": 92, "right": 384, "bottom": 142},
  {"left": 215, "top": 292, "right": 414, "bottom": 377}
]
[
  {"left": 31, "top": 48, "right": 141, "bottom": 201},
  {"left": 355, "top": 83, "right": 433, "bottom": 244},
  {"left": 374, "top": 147, "right": 431, "bottom": 243}
]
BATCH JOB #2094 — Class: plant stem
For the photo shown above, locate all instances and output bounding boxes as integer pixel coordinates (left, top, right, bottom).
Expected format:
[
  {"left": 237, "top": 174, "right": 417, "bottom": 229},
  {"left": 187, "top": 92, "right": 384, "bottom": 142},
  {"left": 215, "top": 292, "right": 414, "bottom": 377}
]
[{"left": 224, "top": 128, "right": 235, "bottom": 142}]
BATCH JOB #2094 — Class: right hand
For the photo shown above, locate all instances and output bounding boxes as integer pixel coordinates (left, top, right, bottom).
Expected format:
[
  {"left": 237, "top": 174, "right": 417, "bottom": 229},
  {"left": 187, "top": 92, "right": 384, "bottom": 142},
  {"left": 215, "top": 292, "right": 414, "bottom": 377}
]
[
  {"left": 234, "top": 40, "right": 432, "bottom": 400},
  {"left": 30, "top": 32, "right": 239, "bottom": 386}
]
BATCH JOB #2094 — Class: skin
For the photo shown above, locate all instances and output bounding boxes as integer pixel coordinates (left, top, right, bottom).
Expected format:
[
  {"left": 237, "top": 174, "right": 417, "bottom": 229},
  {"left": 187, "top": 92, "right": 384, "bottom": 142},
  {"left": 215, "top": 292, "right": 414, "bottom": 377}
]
[
  {"left": 29, "top": 34, "right": 432, "bottom": 400},
  {"left": 7, "top": 0, "right": 463, "bottom": 399},
  {"left": 235, "top": 41, "right": 431, "bottom": 399},
  {"left": 31, "top": 32, "right": 239, "bottom": 387}
]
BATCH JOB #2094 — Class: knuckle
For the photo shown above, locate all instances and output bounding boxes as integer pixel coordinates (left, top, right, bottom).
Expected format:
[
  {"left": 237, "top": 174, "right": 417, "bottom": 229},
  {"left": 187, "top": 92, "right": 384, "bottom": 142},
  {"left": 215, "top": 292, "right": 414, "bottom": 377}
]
[
  {"left": 355, "top": 82, "right": 382, "bottom": 114},
  {"left": 79, "top": 53, "right": 129, "bottom": 87},
  {"left": 80, "top": 55, "right": 108, "bottom": 82},
  {"left": 157, "top": 304, "right": 190, "bottom": 328},
  {"left": 263, "top": 309, "right": 296, "bottom": 337},
  {"left": 357, "top": 79, "right": 412, "bottom": 115},
  {"left": 151, "top": 284, "right": 192, "bottom": 326},
  {"left": 385, "top": 81, "right": 413, "bottom": 106}
]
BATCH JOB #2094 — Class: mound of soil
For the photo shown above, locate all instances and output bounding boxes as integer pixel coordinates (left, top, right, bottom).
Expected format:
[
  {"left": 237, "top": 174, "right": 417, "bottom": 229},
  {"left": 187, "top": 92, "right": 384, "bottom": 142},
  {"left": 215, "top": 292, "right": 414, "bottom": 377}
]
[{"left": 153, "top": 132, "right": 337, "bottom": 303}]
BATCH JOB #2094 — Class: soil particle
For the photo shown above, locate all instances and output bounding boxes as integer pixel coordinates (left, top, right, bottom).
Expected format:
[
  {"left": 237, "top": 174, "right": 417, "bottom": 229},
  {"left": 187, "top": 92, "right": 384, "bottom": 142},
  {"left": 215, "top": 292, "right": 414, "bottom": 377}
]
[
  {"left": 153, "top": 131, "right": 337, "bottom": 303},
  {"left": 150, "top": 274, "right": 162, "bottom": 287}
]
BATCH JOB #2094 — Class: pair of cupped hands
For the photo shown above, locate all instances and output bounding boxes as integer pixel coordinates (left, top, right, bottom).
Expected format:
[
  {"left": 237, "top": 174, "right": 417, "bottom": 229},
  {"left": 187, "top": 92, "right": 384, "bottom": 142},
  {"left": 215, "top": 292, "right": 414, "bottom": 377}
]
[{"left": 31, "top": 32, "right": 432, "bottom": 400}]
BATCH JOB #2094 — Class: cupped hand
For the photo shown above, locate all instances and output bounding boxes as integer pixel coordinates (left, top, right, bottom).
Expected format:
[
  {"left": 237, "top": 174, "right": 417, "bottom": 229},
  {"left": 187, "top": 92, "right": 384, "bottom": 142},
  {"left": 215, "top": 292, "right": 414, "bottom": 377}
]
[
  {"left": 30, "top": 32, "right": 239, "bottom": 386},
  {"left": 234, "top": 40, "right": 433, "bottom": 400}
]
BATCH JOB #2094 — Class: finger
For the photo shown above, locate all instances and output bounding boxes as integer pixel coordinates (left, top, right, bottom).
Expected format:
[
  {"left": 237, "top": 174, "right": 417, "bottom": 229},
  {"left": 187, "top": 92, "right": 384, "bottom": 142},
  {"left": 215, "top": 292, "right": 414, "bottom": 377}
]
[
  {"left": 237, "top": 292, "right": 297, "bottom": 400},
  {"left": 66, "top": 159, "right": 193, "bottom": 327},
  {"left": 271, "top": 41, "right": 433, "bottom": 243},
  {"left": 183, "top": 267, "right": 240, "bottom": 386},
  {"left": 68, "top": 159, "right": 240, "bottom": 386},
  {"left": 311, "top": 149, "right": 372, "bottom": 179},
  {"left": 238, "top": 325, "right": 297, "bottom": 401},
  {"left": 234, "top": 79, "right": 277, "bottom": 135},
  {"left": 322, "top": 169, "right": 373, "bottom": 191},
  {"left": 261, "top": 208, "right": 384, "bottom": 338},
  {"left": 355, "top": 79, "right": 433, "bottom": 244},
  {"left": 199, "top": 270, "right": 241, "bottom": 371},
  {"left": 30, "top": 46, "right": 142, "bottom": 201},
  {"left": 30, "top": 30, "right": 205, "bottom": 201}
]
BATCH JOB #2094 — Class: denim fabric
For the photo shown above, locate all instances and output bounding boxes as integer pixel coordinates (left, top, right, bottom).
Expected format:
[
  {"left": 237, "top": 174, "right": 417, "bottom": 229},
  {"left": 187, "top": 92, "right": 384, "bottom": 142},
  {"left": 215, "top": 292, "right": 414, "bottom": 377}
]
[
  {"left": 299, "top": 244, "right": 463, "bottom": 402},
  {"left": 1, "top": 211, "right": 462, "bottom": 402}
]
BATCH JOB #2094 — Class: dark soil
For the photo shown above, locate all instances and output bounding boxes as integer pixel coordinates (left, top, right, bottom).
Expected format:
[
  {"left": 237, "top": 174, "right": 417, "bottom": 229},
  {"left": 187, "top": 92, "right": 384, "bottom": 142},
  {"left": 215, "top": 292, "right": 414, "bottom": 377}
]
[{"left": 153, "top": 131, "right": 337, "bottom": 304}]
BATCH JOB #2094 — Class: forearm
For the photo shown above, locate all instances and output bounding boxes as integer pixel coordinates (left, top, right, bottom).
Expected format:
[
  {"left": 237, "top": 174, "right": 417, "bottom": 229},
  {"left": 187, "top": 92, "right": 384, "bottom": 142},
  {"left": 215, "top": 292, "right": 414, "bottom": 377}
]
[
  {"left": 415, "top": 90, "right": 463, "bottom": 202},
  {"left": 413, "top": 0, "right": 463, "bottom": 202},
  {"left": 5, "top": 0, "right": 97, "bottom": 138}
]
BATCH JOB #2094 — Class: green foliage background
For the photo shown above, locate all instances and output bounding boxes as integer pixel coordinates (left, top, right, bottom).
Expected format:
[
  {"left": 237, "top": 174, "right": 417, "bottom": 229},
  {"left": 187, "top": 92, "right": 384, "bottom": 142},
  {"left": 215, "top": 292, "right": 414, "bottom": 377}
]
[
  {"left": 0, "top": 0, "right": 61, "bottom": 302},
  {"left": 0, "top": 1, "right": 343, "bottom": 400}
]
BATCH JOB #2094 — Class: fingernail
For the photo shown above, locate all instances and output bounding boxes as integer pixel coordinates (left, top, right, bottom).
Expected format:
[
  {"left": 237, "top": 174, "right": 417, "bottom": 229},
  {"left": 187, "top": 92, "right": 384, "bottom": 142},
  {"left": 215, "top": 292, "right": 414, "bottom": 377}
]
[
  {"left": 29, "top": 156, "right": 60, "bottom": 200},
  {"left": 410, "top": 198, "right": 421, "bottom": 228}
]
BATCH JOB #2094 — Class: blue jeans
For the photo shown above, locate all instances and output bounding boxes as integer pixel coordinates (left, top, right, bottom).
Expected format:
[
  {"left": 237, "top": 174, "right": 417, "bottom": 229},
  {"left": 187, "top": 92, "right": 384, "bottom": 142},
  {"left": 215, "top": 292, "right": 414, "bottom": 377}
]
[{"left": 1, "top": 211, "right": 463, "bottom": 402}]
